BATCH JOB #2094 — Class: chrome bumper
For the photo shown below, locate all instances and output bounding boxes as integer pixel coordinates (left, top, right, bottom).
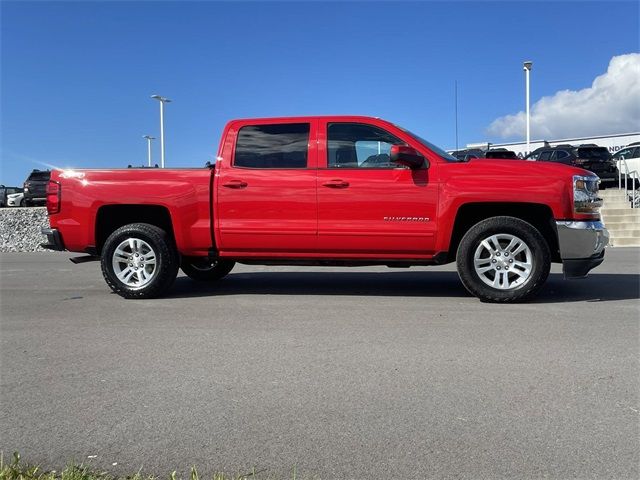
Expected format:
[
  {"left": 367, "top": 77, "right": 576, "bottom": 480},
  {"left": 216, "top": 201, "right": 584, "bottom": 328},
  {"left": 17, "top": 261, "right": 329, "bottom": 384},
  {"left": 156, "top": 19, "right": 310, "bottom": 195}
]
[{"left": 555, "top": 221, "right": 609, "bottom": 279}]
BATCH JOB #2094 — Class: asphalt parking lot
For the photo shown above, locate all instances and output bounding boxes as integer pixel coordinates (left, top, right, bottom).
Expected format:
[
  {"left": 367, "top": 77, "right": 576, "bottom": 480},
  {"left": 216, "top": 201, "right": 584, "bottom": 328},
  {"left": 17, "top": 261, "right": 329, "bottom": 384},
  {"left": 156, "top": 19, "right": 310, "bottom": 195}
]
[{"left": 1, "top": 249, "right": 639, "bottom": 479}]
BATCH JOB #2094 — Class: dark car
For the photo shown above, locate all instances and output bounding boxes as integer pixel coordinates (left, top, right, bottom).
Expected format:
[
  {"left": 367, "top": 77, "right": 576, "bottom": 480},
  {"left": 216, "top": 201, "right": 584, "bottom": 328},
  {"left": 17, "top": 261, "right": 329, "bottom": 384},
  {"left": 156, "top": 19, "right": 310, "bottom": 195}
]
[
  {"left": 23, "top": 170, "right": 51, "bottom": 206},
  {"left": 0, "top": 185, "right": 23, "bottom": 208},
  {"left": 525, "top": 145, "right": 618, "bottom": 187},
  {"left": 450, "top": 148, "right": 485, "bottom": 161},
  {"left": 484, "top": 148, "right": 519, "bottom": 159}
]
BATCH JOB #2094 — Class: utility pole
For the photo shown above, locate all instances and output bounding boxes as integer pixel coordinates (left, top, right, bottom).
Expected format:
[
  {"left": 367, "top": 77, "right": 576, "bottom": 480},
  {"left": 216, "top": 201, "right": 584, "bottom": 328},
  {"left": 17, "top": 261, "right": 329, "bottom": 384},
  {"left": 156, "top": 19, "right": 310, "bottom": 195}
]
[
  {"left": 142, "top": 135, "right": 155, "bottom": 167},
  {"left": 151, "top": 95, "right": 172, "bottom": 168},
  {"left": 523, "top": 61, "right": 533, "bottom": 154}
]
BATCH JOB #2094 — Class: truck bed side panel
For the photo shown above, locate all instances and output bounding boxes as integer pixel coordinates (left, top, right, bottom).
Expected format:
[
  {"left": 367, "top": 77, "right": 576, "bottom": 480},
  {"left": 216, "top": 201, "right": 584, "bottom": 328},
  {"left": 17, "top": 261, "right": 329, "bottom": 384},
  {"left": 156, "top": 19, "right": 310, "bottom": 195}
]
[{"left": 49, "top": 169, "right": 213, "bottom": 256}]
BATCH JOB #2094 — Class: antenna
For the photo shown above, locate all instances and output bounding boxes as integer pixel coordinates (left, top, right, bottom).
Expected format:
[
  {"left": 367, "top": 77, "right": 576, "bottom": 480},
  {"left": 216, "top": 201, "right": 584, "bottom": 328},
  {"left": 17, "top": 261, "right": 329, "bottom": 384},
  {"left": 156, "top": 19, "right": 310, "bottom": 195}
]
[{"left": 455, "top": 80, "right": 459, "bottom": 152}]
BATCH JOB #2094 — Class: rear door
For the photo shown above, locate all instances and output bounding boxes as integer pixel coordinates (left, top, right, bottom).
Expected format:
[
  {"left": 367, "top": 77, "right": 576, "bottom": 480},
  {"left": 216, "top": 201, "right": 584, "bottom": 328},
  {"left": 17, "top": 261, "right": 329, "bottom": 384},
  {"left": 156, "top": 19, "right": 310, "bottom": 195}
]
[
  {"left": 316, "top": 121, "right": 438, "bottom": 256},
  {"left": 216, "top": 120, "right": 319, "bottom": 254}
]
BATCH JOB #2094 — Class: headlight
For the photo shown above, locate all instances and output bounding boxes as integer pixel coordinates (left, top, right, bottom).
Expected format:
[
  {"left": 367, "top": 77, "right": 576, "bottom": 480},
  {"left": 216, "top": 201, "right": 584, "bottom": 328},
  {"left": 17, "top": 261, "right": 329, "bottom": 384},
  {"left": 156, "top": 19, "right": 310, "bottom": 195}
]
[{"left": 573, "top": 175, "right": 602, "bottom": 215}]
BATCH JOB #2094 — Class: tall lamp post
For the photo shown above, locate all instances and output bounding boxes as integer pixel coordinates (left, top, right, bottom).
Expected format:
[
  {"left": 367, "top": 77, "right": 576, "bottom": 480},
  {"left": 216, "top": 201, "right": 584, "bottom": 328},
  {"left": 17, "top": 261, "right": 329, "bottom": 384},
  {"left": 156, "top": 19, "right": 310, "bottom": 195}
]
[
  {"left": 151, "top": 95, "right": 172, "bottom": 168},
  {"left": 523, "top": 61, "right": 533, "bottom": 154},
  {"left": 142, "top": 135, "right": 155, "bottom": 167}
]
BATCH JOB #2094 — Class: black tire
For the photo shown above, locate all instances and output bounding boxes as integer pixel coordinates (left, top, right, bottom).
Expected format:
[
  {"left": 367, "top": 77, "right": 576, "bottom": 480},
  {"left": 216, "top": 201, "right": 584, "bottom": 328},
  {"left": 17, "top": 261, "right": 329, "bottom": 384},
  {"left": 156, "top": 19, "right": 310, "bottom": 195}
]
[
  {"left": 100, "top": 223, "right": 179, "bottom": 299},
  {"left": 24, "top": 199, "right": 32, "bottom": 207},
  {"left": 180, "top": 257, "right": 235, "bottom": 282},
  {"left": 19, "top": 199, "right": 25, "bottom": 207},
  {"left": 456, "top": 216, "right": 551, "bottom": 303}
]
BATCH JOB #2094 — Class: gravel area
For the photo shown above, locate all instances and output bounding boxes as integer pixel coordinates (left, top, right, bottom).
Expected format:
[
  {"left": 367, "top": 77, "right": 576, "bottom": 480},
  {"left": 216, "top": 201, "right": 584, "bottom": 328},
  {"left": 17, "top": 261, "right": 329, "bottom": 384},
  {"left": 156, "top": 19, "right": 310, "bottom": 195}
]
[{"left": 0, "top": 207, "right": 50, "bottom": 252}]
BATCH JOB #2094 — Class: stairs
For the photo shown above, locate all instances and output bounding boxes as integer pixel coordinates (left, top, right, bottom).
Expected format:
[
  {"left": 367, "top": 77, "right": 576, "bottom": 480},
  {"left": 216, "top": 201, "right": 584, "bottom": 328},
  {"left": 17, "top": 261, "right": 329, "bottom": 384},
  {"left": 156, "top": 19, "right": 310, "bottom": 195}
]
[{"left": 600, "top": 189, "right": 640, "bottom": 247}]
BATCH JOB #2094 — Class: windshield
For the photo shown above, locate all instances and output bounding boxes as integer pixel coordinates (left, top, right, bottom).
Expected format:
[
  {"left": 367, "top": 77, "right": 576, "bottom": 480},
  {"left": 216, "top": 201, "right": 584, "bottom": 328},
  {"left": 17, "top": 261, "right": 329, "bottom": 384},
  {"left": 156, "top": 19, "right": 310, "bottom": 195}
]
[{"left": 398, "top": 127, "right": 460, "bottom": 162}]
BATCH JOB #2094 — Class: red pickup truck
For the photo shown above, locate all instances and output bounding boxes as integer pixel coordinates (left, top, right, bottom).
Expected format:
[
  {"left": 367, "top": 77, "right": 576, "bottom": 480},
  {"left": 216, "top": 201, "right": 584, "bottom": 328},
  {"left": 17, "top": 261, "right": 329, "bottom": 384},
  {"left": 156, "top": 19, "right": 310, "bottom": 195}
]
[{"left": 42, "top": 115, "right": 609, "bottom": 302}]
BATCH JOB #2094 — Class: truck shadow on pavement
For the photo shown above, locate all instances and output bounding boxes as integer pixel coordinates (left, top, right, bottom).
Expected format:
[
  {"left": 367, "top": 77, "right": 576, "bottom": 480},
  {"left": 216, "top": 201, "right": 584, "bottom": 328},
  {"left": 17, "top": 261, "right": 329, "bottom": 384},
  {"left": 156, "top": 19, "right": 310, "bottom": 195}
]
[{"left": 167, "top": 271, "right": 639, "bottom": 303}]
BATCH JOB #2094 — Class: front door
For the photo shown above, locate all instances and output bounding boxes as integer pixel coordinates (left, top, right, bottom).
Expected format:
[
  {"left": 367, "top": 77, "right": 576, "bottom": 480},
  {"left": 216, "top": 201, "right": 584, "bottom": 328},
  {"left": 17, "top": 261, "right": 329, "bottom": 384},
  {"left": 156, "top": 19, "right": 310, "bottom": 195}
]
[
  {"left": 216, "top": 120, "right": 318, "bottom": 254},
  {"left": 316, "top": 121, "right": 438, "bottom": 257}
]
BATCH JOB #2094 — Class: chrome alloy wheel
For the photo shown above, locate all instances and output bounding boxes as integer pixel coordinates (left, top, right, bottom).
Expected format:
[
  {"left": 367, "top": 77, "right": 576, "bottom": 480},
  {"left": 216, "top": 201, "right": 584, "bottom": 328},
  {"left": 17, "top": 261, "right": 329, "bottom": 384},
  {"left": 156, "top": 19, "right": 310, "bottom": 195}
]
[
  {"left": 473, "top": 234, "right": 533, "bottom": 290},
  {"left": 112, "top": 238, "right": 157, "bottom": 288}
]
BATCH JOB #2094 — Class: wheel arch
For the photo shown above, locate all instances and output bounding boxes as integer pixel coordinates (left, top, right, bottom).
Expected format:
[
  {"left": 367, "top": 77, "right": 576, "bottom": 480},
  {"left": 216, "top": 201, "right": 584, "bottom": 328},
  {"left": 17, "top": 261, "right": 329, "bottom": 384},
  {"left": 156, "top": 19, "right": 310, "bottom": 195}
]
[
  {"left": 95, "top": 204, "right": 174, "bottom": 255},
  {"left": 447, "top": 202, "right": 560, "bottom": 263}
]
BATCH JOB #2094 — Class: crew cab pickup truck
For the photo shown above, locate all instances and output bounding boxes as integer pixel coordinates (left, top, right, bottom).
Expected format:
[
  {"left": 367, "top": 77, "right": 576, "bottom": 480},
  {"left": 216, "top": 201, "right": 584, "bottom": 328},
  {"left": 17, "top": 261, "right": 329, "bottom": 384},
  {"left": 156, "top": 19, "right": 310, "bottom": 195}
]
[{"left": 42, "top": 116, "right": 609, "bottom": 302}]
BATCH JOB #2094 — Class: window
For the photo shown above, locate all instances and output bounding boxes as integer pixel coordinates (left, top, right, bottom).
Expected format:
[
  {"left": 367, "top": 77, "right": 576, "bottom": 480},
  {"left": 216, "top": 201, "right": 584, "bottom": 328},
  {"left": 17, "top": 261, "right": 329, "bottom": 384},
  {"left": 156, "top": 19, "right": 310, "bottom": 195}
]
[
  {"left": 27, "top": 171, "right": 50, "bottom": 181},
  {"left": 576, "top": 147, "right": 611, "bottom": 160},
  {"left": 613, "top": 147, "right": 638, "bottom": 160},
  {"left": 555, "top": 150, "right": 570, "bottom": 160},
  {"left": 538, "top": 151, "right": 553, "bottom": 161},
  {"left": 328, "top": 123, "right": 405, "bottom": 168},
  {"left": 399, "top": 128, "right": 459, "bottom": 162},
  {"left": 234, "top": 123, "right": 309, "bottom": 169}
]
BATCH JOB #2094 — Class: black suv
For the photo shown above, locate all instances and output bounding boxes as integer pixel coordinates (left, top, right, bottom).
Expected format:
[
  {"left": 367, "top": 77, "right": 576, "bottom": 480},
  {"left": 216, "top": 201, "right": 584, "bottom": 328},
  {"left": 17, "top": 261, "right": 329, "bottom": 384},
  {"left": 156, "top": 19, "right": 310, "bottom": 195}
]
[
  {"left": 526, "top": 144, "right": 618, "bottom": 187},
  {"left": 23, "top": 169, "right": 51, "bottom": 206},
  {"left": 484, "top": 148, "right": 519, "bottom": 159}
]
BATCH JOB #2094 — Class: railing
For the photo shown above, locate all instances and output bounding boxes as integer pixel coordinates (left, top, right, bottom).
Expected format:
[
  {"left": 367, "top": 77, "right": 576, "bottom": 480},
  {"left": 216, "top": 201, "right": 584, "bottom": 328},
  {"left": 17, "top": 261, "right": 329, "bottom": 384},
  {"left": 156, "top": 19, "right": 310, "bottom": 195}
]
[{"left": 616, "top": 158, "right": 639, "bottom": 208}]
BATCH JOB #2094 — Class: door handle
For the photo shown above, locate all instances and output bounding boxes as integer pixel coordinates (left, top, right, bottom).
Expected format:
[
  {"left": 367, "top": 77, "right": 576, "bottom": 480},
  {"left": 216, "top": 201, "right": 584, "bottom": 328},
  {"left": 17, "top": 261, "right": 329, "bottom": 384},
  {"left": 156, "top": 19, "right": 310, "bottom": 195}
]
[
  {"left": 322, "top": 179, "right": 349, "bottom": 189},
  {"left": 223, "top": 180, "right": 248, "bottom": 189}
]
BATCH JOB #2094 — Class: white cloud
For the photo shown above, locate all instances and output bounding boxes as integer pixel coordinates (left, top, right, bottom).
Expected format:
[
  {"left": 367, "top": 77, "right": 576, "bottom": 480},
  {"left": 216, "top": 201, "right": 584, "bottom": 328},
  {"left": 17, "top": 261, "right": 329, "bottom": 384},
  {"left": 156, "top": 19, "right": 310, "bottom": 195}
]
[{"left": 487, "top": 53, "right": 640, "bottom": 140}]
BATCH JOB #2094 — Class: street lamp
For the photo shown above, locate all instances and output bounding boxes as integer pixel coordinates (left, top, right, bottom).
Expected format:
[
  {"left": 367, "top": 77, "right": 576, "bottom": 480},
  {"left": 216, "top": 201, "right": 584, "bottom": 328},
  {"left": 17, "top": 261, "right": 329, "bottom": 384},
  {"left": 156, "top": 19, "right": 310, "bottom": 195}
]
[
  {"left": 523, "top": 61, "right": 533, "bottom": 154},
  {"left": 142, "top": 135, "right": 155, "bottom": 167},
  {"left": 151, "top": 95, "right": 172, "bottom": 168}
]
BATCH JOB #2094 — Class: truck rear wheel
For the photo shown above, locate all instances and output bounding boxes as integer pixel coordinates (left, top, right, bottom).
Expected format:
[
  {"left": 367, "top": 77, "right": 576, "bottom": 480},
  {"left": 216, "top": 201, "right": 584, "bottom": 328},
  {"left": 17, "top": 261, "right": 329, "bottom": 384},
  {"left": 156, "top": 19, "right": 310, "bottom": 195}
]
[
  {"left": 180, "top": 257, "right": 235, "bottom": 282},
  {"left": 456, "top": 216, "right": 550, "bottom": 303},
  {"left": 100, "top": 223, "right": 179, "bottom": 299}
]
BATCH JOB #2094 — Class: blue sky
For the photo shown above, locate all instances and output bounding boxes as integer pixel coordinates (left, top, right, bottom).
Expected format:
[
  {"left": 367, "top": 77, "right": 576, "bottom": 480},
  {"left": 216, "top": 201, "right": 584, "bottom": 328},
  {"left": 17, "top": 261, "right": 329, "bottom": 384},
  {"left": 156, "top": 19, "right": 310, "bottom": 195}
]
[{"left": 1, "top": 1, "right": 639, "bottom": 186}]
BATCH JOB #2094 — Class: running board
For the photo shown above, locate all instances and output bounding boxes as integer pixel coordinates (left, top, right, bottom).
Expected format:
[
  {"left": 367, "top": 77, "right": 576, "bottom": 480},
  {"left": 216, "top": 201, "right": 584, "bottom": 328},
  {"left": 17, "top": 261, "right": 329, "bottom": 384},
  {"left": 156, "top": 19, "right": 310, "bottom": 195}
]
[{"left": 69, "top": 255, "right": 100, "bottom": 264}]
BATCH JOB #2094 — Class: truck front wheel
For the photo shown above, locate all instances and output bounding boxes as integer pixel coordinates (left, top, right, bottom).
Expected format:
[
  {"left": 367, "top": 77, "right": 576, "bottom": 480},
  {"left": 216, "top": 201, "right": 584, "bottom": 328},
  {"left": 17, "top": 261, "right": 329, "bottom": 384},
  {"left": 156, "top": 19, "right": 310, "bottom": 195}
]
[
  {"left": 180, "top": 257, "right": 235, "bottom": 282},
  {"left": 456, "top": 216, "right": 551, "bottom": 303},
  {"left": 101, "top": 223, "right": 179, "bottom": 299}
]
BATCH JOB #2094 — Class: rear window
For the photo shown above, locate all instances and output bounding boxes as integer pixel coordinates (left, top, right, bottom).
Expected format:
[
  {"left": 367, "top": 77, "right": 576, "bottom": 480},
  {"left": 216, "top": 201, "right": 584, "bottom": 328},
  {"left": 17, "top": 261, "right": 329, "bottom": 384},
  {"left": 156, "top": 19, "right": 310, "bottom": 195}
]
[
  {"left": 576, "top": 147, "right": 611, "bottom": 160},
  {"left": 485, "top": 150, "right": 517, "bottom": 159},
  {"left": 27, "top": 171, "right": 50, "bottom": 181},
  {"left": 234, "top": 123, "right": 309, "bottom": 169}
]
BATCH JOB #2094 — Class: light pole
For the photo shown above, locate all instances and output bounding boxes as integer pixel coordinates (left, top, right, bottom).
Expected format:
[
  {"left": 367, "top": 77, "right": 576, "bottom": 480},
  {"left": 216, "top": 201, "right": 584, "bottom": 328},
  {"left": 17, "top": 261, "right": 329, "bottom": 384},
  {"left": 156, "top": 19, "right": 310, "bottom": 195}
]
[
  {"left": 523, "top": 61, "right": 533, "bottom": 154},
  {"left": 151, "top": 95, "right": 172, "bottom": 168},
  {"left": 142, "top": 135, "right": 155, "bottom": 167}
]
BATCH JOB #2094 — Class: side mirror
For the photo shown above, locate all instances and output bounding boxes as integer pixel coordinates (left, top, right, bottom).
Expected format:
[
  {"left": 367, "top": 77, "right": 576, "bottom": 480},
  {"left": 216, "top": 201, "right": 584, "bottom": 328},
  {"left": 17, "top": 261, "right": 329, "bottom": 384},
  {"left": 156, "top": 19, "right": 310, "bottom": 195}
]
[{"left": 390, "top": 145, "right": 428, "bottom": 169}]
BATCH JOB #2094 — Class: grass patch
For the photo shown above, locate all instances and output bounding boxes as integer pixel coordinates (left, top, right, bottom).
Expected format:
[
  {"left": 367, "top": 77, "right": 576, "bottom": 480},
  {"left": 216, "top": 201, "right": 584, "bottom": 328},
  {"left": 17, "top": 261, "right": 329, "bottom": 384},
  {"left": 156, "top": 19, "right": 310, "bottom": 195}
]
[{"left": 0, "top": 453, "right": 303, "bottom": 480}]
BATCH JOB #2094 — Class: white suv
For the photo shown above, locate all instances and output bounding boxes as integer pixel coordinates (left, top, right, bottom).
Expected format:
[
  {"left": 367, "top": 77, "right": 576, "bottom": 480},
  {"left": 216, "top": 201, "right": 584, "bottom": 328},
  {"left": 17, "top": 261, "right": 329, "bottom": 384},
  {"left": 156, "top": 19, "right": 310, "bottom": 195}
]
[{"left": 612, "top": 143, "right": 640, "bottom": 177}]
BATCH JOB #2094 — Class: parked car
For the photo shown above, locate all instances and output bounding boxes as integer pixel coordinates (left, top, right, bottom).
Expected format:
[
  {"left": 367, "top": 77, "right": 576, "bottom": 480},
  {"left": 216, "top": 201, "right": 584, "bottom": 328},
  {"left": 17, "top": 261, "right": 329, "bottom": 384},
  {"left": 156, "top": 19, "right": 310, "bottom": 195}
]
[
  {"left": 484, "top": 148, "right": 518, "bottom": 159},
  {"left": 7, "top": 192, "right": 25, "bottom": 207},
  {"left": 525, "top": 144, "right": 618, "bottom": 188},
  {"left": 42, "top": 115, "right": 608, "bottom": 303},
  {"left": 23, "top": 170, "right": 51, "bottom": 206},
  {"left": 612, "top": 142, "right": 640, "bottom": 177},
  {"left": 0, "top": 186, "right": 23, "bottom": 207}
]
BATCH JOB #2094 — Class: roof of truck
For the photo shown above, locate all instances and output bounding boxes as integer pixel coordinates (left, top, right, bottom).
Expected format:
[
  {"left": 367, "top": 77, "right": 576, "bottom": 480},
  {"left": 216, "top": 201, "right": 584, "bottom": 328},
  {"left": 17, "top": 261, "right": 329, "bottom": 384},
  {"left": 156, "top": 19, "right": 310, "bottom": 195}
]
[{"left": 227, "top": 115, "right": 383, "bottom": 123}]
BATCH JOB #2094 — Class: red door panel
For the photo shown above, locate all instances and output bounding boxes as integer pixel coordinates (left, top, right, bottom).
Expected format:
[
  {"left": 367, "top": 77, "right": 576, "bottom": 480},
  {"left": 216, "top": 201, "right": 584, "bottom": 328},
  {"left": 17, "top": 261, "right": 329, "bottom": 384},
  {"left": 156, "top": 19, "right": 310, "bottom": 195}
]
[
  {"left": 216, "top": 120, "right": 318, "bottom": 254},
  {"left": 317, "top": 168, "right": 437, "bottom": 255},
  {"left": 316, "top": 120, "right": 439, "bottom": 256}
]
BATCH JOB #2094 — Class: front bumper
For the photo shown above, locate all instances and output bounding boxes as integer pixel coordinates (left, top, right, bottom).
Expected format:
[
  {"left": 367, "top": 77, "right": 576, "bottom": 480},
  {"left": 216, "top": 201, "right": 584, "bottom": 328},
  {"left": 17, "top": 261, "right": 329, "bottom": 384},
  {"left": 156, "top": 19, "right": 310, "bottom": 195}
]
[
  {"left": 556, "top": 220, "right": 609, "bottom": 279},
  {"left": 41, "top": 227, "right": 65, "bottom": 251}
]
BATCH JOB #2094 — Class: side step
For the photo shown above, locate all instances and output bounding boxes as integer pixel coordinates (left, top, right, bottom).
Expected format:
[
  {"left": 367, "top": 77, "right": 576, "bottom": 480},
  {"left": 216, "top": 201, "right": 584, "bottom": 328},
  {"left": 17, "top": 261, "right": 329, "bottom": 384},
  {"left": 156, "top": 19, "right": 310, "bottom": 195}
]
[{"left": 70, "top": 255, "right": 100, "bottom": 264}]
